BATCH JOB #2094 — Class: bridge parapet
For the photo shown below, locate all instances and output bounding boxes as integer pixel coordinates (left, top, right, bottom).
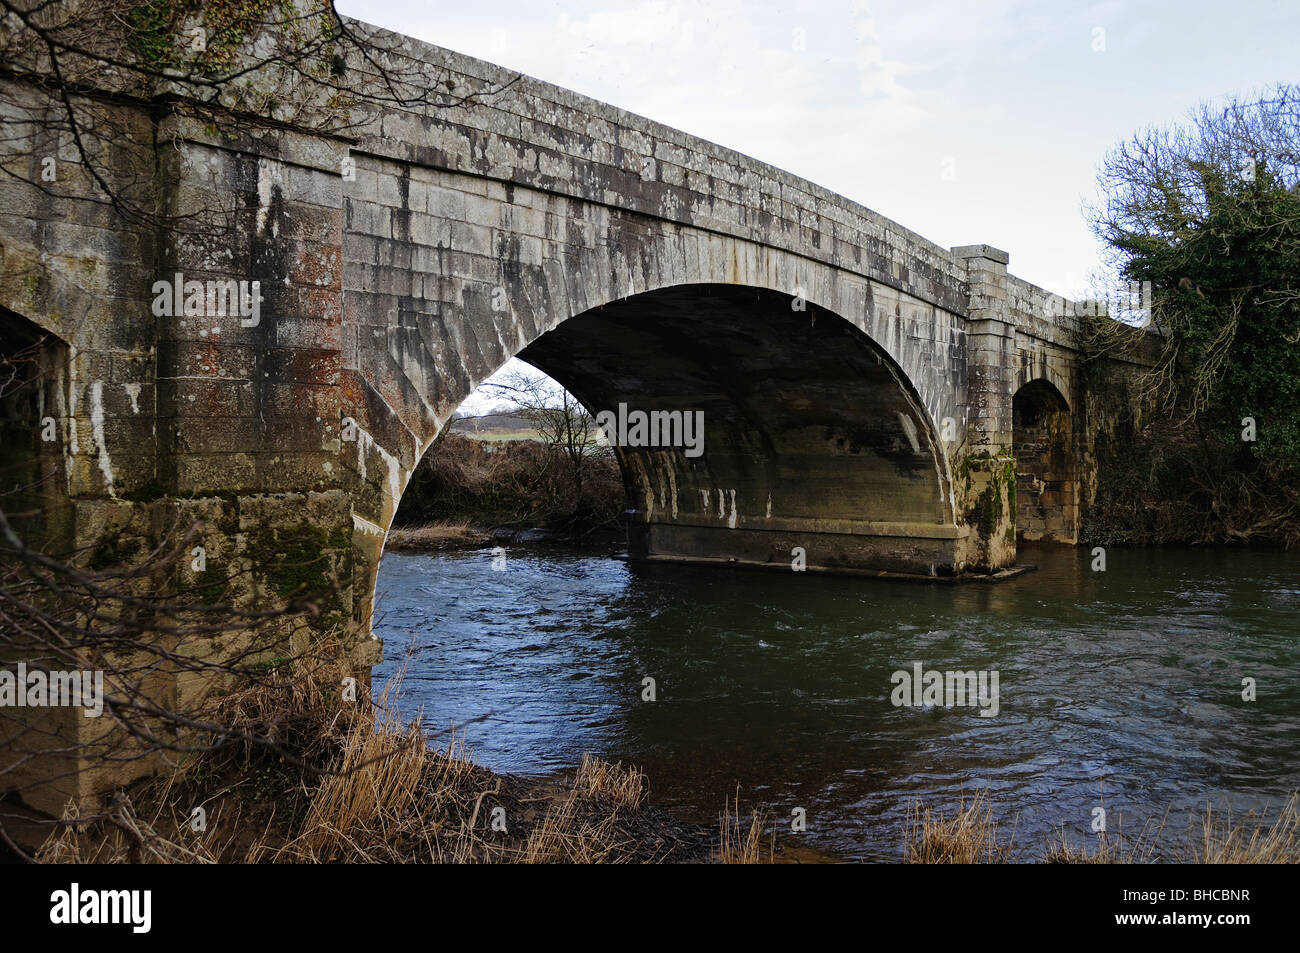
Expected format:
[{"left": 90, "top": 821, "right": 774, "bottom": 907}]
[{"left": 345, "top": 21, "right": 972, "bottom": 318}]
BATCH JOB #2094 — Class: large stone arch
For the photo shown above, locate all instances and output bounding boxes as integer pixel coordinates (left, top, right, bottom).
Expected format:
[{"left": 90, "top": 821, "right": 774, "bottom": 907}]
[
  {"left": 518, "top": 283, "right": 957, "bottom": 567},
  {"left": 339, "top": 168, "right": 970, "bottom": 526},
  {"left": 340, "top": 198, "right": 977, "bottom": 631},
  {"left": 1013, "top": 354, "right": 1072, "bottom": 404},
  {"left": 339, "top": 179, "right": 976, "bottom": 628}
]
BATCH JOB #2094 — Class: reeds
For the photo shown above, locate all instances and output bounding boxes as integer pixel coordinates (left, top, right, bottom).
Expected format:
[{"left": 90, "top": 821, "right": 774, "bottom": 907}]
[
  {"left": 904, "top": 792, "right": 1011, "bottom": 864},
  {"left": 573, "top": 752, "right": 645, "bottom": 810},
  {"left": 716, "top": 793, "right": 767, "bottom": 864},
  {"left": 1180, "top": 793, "right": 1300, "bottom": 863},
  {"left": 905, "top": 792, "right": 1300, "bottom": 864}
]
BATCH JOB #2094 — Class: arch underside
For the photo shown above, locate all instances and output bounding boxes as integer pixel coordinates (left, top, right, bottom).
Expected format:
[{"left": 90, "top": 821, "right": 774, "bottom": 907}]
[{"left": 516, "top": 284, "right": 965, "bottom": 576}]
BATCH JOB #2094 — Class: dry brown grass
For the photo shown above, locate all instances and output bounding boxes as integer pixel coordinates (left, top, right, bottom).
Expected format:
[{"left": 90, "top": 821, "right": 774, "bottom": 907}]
[
  {"left": 35, "top": 794, "right": 220, "bottom": 864},
  {"left": 1042, "top": 805, "right": 1165, "bottom": 864},
  {"left": 520, "top": 792, "right": 633, "bottom": 863},
  {"left": 908, "top": 793, "right": 1300, "bottom": 864},
  {"left": 573, "top": 752, "right": 645, "bottom": 810},
  {"left": 904, "top": 792, "right": 1012, "bottom": 864},
  {"left": 1043, "top": 831, "right": 1136, "bottom": 864},
  {"left": 1041, "top": 797, "right": 1300, "bottom": 864},
  {"left": 716, "top": 793, "right": 768, "bottom": 864},
  {"left": 32, "top": 641, "right": 717, "bottom": 864},
  {"left": 266, "top": 682, "right": 431, "bottom": 863},
  {"left": 1178, "top": 794, "right": 1300, "bottom": 863},
  {"left": 384, "top": 521, "right": 489, "bottom": 551}
]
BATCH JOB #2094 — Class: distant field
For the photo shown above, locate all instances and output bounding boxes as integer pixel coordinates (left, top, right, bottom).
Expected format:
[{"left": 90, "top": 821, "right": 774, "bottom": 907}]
[
  {"left": 463, "top": 428, "right": 543, "bottom": 443},
  {"left": 453, "top": 427, "right": 607, "bottom": 447}
]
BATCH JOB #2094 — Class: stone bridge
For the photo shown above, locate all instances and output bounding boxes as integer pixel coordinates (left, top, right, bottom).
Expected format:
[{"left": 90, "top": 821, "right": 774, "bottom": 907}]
[{"left": 0, "top": 16, "right": 1115, "bottom": 808}]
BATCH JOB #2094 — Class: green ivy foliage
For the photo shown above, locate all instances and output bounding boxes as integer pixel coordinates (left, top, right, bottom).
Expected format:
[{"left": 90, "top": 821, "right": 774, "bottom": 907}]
[{"left": 1094, "top": 87, "right": 1300, "bottom": 479}]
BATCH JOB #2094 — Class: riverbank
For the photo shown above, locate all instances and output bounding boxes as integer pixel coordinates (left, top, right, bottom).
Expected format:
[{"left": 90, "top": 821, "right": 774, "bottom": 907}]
[
  {"left": 384, "top": 520, "right": 625, "bottom": 554},
  {"left": 385, "top": 521, "right": 494, "bottom": 552},
  {"left": 18, "top": 646, "right": 768, "bottom": 864},
  {"left": 21, "top": 706, "right": 1297, "bottom": 863},
  {"left": 393, "top": 434, "right": 624, "bottom": 541},
  {"left": 13, "top": 631, "right": 1297, "bottom": 863}
]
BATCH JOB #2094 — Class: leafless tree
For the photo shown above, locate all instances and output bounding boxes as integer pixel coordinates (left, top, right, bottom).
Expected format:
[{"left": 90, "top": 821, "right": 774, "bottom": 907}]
[{"left": 481, "top": 367, "right": 606, "bottom": 500}]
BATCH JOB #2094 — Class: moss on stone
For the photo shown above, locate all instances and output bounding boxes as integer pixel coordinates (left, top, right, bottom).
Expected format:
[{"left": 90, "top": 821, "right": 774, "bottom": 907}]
[
  {"left": 955, "top": 451, "right": 993, "bottom": 492},
  {"left": 89, "top": 527, "right": 142, "bottom": 570},
  {"left": 246, "top": 521, "right": 351, "bottom": 629},
  {"left": 978, "top": 481, "right": 1001, "bottom": 538},
  {"left": 962, "top": 456, "right": 1016, "bottom": 541},
  {"left": 195, "top": 561, "right": 229, "bottom": 604},
  {"left": 125, "top": 0, "right": 339, "bottom": 80},
  {"left": 125, "top": 0, "right": 176, "bottom": 70},
  {"left": 121, "top": 478, "right": 168, "bottom": 502},
  {"left": 249, "top": 654, "right": 290, "bottom": 672},
  {"left": 1003, "top": 458, "right": 1017, "bottom": 515}
]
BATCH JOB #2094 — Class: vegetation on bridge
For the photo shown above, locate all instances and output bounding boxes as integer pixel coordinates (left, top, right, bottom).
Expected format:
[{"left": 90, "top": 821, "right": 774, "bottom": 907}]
[{"left": 1084, "top": 85, "right": 1300, "bottom": 547}]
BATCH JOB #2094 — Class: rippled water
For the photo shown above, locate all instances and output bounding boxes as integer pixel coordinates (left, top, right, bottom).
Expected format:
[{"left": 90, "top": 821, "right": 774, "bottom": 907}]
[{"left": 372, "top": 543, "right": 1300, "bottom": 861}]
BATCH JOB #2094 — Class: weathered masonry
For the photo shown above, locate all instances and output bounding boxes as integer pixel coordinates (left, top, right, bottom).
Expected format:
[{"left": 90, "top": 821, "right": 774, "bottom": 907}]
[{"left": 0, "top": 16, "right": 1140, "bottom": 810}]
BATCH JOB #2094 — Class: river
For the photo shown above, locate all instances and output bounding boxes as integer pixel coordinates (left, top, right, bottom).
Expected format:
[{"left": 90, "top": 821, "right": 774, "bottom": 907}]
[{"left": 372, "top": 542, "right": 1300, "bottom": 861}]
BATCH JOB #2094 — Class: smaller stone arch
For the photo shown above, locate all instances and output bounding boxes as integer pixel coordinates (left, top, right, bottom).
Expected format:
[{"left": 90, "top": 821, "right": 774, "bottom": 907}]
[
  {"left": 0, "top": 306, "right": 72, "bottom": 553},
  {"left": 1013, "top": 358, "right": 1072, "bottom": 405},
  {"left": 1011, "top": 377, "right": 1077, "bottom": 543}
]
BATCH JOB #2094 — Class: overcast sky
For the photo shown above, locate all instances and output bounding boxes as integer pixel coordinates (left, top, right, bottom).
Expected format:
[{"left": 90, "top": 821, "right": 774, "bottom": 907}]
[{"left": 334, "top": 0, "right": 1299, "bottom": 407}]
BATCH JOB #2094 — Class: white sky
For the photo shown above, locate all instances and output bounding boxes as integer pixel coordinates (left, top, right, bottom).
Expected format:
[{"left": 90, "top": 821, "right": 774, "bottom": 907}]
[{"left": 335, "top": 0, "right": 1300, "bottom": 407}]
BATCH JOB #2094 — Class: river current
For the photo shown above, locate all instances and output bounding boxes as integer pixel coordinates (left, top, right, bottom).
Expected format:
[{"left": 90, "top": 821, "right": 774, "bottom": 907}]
[{"left": 373, "top": 543, "right": 1300, "bottom": 860}]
